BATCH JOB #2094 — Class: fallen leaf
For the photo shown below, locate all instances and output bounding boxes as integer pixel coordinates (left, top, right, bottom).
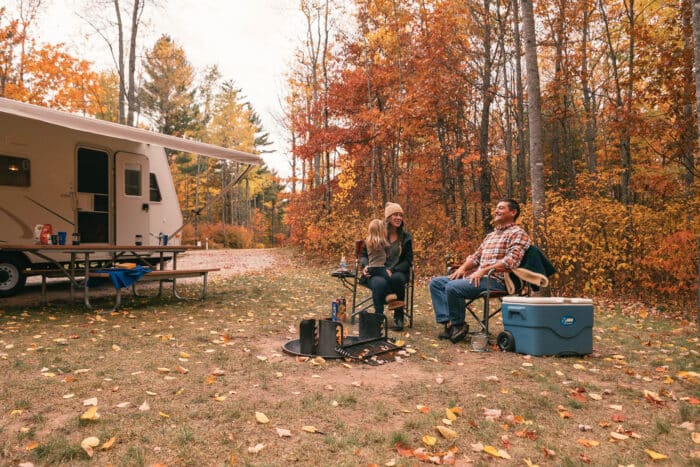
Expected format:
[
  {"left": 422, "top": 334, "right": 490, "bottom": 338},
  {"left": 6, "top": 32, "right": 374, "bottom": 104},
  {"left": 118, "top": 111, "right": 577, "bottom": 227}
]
[
  {"left": 276, "top": 428, "right": 292, "bottom": 437},
  {"left": 644, "top": 389, "right": 664, "bottom": 405},
  {"left": 568, "top": 389, "right": 586, "bottom": 403},
  {"left": 416, "top": 404, "right": 430, "bottom": 413},
  {"left": 213, "top": 394, "right": 227, "bottom": 402},
  {"left": 159, "top": 412, "right": 170, "bottom": 418},
  {"left": 644, "top": 449, "right": 668, "bottom": 460},
  {"left": 116, "top": 402, "right": 131, "bottom": 408},
  {"left": 445, "top": 408, "right": 457, "bottom": 421},
  {"left": 611, "top": 413, "right": 625, "bottom": 422},
  {"left": 556, "top": 406, "right": 571, "bottom": 419},
  {"left": 396, "top": 443, "right": 414, "bottom": 457},
  {"left": 301, "top": 425, "right": 323, "bottom": 433},
  {"left": 101, "top": 437, "right": 116, "bottom": 450},
  {"left": 24, "top": 441, "right": 39, "bottom": 451},
  {"left": 175, "top": 365, "right": 189, "bottom": 374},
  {"left": 139, "top": 401, "right": 150, "bottom": 411},
  {"left": 255, "top": 412, "right": 269, "bottom": 424},
  {"left": 80, "top": 436, "right": 100, "bottom": 457},
  {"left": 483, "top": 445, "right": 511, "bottom": 459},
  {"left": 248, "top": 443, "right": 264, "bottom": 454},
  {"left": 679, "top": 421, "right": 696, "bottom": 431},
  {"left": 83, "top": 397, "right": 98, "bottom": 406},
  {"left": 80, "top": 406, "right": 100, "bottom": 420},
  {"left": 179, "top": 351, "right": 190, "bottom": 359},
  {"left": 156, "top": 367, "right": 170, "bottom": 374},
  {"left": 483, "top": 408, "right": 502, "bottom": 420},
  {"left": 422, "top": 434, "right": 437, "bottom": 446},
  {"left": 693, "top": 432, "right": 700, "bottom": 444},
  {"left": 577, "top": 438, "right": 600, "bottom": 447},
  {"left": 435, "top": 425, "right": 457, "bottom": 440}
]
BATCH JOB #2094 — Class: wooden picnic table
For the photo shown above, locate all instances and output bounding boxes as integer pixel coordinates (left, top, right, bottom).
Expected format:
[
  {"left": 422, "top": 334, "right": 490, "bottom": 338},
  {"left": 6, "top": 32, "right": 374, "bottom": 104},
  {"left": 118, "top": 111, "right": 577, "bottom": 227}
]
[{"left": 0, "top": 243, "right": 195, "bottom": 309}]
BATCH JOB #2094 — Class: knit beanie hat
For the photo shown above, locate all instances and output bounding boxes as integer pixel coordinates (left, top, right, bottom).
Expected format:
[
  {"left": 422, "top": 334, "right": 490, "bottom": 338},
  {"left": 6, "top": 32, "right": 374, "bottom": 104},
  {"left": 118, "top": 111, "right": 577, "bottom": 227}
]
[{"left": 384, "top": 202, "right": 404, "bottom": 219}]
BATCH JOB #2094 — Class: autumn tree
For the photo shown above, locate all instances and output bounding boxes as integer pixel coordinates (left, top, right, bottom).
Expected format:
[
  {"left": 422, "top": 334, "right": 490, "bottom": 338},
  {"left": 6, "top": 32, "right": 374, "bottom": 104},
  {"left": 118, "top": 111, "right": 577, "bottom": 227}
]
[
  {"left": 0, "top": 5, "right": 99, "bottom": 113},
  {"left": 282, "top": 0, "right": 700, "bottom": 306}
]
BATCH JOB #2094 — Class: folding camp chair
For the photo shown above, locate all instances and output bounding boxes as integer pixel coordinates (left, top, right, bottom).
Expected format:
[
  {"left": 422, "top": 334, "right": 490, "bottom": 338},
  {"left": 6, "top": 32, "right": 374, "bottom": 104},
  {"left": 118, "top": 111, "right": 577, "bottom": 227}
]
[
  {"left": 448, "top": 245, "right": 555, "bottom": 336},
  {"left": 332, "top": 239, "right": 414, "bottom": 328}
]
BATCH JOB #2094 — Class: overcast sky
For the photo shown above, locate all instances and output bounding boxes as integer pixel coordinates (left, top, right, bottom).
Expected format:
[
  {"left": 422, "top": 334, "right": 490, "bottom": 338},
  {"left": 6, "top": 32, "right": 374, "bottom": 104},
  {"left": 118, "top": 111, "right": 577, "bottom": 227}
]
[{"left": 32, "top": 0, "right": 304, "bottom": 177}]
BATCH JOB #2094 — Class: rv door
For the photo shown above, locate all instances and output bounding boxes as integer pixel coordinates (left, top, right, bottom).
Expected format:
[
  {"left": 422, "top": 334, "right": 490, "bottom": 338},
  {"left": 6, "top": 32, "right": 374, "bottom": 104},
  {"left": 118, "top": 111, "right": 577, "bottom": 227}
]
[{"left": 115, "top": 152, "right": 150, "bottom": 245}]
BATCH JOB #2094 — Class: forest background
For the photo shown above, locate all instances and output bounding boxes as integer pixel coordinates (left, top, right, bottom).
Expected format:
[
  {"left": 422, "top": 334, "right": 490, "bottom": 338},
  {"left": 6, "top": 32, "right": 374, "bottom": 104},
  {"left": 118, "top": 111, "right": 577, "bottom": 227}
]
[{"left": 1, "top": 0, "right": 698, "bottom": 314}]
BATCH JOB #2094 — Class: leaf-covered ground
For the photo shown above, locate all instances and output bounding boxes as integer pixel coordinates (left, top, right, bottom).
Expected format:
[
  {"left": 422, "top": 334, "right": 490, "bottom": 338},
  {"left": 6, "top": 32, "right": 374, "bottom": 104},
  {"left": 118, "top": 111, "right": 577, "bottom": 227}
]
[{"left": 0, "top": 248, "right": 698, "bottom": 466}]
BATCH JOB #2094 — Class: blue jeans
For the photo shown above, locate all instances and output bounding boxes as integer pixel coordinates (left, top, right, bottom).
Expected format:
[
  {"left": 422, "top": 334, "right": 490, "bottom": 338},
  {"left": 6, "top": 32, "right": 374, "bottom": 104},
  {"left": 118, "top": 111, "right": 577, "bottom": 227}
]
[
  {"left": 366, "top": 271, "right": 407, "bottom": 315},
  {"left": 429, "top": 276, "right": 505, "bottom": 325}
]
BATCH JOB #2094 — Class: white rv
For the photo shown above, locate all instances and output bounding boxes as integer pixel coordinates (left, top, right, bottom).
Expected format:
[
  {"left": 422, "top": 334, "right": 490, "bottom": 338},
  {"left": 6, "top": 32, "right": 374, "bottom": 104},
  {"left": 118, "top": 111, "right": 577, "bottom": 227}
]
[{"left": 0, "top": 97, "right": 260, "bottom": 296}]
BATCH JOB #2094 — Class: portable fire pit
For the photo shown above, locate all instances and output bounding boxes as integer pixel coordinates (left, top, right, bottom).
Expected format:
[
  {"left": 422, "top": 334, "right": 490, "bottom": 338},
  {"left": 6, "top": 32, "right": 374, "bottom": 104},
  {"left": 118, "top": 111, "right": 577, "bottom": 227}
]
[{"left": 282, "top": 312, "right": 403, "bottom": 364}]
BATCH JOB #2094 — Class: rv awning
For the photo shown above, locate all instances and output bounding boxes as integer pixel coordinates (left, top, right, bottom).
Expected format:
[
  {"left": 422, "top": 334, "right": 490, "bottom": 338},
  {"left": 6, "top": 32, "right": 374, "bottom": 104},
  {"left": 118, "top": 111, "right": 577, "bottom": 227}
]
[{"left": 0, "top": 97, "right": 261, "bottom": 164}]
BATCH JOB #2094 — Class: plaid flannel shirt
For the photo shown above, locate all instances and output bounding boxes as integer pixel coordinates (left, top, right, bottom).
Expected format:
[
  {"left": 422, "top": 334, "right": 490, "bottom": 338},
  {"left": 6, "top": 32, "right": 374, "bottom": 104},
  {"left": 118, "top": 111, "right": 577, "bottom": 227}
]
[{"left": 466, "top": 223, "right": 531, "bottom": 282}]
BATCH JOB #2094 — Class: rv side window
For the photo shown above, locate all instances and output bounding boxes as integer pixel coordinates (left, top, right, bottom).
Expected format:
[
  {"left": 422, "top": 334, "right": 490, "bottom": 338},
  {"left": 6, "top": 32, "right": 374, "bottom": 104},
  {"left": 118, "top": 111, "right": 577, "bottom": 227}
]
[
  {"left": 124, "top": 164, "right": 142, "bottom": 196},
  {"left": 149, "top": 173, "right": 162, "bottom": 202},
  {"left": 0, "top": 155, "right": 30, "bottom": 187}
]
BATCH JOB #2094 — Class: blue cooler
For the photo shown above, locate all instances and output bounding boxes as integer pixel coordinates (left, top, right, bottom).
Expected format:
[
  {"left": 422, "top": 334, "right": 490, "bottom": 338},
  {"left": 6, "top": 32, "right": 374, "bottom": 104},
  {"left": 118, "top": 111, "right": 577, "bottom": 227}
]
[{"left": 500, "top": 297, "right": 594, "bottom": 356}]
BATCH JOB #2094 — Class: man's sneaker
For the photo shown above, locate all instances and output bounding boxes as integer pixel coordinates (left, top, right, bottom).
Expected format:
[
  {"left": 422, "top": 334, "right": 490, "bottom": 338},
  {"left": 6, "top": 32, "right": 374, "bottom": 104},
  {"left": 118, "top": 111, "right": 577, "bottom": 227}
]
[
  {"left": 385, "top": 293, "right": 398, "bottom": 303},
  {"left": 449, "top": 323, "right": 469, "bottom": 343},
  {"left": 387, "top": 300, "right": 405, "bottom": 310},
  {"left": 438, "top": 322, "right": 452, "bottom": 340}
]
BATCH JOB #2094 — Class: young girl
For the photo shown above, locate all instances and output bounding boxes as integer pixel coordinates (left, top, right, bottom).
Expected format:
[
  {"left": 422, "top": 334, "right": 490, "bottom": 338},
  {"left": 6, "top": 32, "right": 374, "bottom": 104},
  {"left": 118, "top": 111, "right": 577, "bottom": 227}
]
[{"left": 365, "top": 218, "right": 391, "bottom": 282}]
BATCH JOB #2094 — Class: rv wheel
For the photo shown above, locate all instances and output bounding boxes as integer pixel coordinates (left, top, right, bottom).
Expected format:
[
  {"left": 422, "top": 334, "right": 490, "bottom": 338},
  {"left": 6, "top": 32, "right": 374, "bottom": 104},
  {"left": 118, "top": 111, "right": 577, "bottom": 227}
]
[
  {"left": 0, "top": 256, "right": 26, "bottom": 297},
  {"left": 497, "top": 331, "right": 515, "bottom": 352}
]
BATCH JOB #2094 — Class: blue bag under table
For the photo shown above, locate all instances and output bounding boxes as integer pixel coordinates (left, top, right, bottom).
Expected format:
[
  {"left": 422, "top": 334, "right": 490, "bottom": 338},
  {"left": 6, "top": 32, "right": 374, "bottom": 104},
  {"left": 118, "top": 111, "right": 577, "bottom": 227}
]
[{"left": 501, "top": 297, "right": 594, "bottom": 356}]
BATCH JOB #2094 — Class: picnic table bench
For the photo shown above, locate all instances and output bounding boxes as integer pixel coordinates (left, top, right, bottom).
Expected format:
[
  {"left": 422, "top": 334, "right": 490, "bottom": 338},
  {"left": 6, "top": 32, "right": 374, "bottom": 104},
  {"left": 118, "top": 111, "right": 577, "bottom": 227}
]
[{"left": 86, "top": 267, "right": 220, "bottom": 311}]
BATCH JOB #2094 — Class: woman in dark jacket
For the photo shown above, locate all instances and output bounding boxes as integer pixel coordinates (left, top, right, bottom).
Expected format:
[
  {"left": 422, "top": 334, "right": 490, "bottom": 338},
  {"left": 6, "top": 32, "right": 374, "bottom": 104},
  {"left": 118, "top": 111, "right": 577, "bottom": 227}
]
[{"left": 361, "top": 202, "right": 413, "bottom": 331}]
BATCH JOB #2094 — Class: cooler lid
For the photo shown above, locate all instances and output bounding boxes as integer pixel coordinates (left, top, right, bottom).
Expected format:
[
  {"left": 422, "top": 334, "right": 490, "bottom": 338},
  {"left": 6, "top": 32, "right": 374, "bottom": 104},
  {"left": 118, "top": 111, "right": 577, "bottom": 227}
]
[{"left": 502, "top": 296, "right": 593, "bottom": 305}]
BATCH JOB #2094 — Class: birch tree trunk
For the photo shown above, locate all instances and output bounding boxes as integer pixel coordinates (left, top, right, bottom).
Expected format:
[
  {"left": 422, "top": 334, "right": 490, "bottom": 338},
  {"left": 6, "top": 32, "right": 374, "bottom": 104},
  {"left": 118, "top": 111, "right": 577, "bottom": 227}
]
[
  {"left": 688, "top": 2, "right": 699, "bottom": 330},
  {"left": 478, "top": 0, "right": 494, "bottom": 233},
  {"left": 521, "top": 0, "right": 546, "bottom": 243},
  {"left": 512, "top": 0, "right": 528, "bottom": 203}
]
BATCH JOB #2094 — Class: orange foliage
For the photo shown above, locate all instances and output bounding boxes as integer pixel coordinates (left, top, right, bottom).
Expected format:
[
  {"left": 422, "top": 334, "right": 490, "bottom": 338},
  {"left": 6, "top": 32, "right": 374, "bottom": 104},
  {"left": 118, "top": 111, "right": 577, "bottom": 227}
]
[
  {"left": 282, "top": 0, "right": 699, "bottom": 310},
  {"left": 0, "top": 7, "right": 101, "bottom": 113}
]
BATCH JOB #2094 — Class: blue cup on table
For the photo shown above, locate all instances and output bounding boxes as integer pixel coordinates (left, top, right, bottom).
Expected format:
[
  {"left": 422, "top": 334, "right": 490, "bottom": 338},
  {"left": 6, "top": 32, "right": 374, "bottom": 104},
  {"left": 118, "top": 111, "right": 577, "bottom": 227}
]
[
  {"left": 57, "top": 231, "right": 67, "bottom": 245},
  {"left": 162, "top": 234, "right": 168, "bottom": 246}
]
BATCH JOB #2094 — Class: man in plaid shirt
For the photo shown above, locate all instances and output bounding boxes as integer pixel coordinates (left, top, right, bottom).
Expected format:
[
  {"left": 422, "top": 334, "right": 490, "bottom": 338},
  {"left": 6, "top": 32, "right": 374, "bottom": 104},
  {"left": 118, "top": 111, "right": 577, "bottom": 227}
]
[{"left": 430, "top": 199, "right": 531, "bottom": 343}]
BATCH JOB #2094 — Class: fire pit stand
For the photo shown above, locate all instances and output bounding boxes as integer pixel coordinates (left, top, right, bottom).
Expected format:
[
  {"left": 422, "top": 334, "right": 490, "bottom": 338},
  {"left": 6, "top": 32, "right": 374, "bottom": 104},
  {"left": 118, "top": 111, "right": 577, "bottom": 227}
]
[{"left": 282, "top": 312, "right": 403, "bottom": 363}]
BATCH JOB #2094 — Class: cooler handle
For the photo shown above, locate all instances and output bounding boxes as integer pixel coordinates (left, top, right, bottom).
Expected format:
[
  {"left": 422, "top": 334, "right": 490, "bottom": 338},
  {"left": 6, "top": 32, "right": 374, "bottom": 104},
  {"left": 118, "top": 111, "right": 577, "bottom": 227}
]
[{"left": 507, "top": 306, "right": 526, "bottom": 320}]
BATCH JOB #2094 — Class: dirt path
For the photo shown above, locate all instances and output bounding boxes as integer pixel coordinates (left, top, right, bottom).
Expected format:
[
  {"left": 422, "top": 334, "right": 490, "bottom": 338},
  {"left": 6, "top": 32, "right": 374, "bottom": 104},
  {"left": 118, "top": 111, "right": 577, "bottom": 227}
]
[{"left": 1, "top": 248, "right": 289, "bottom": 308}]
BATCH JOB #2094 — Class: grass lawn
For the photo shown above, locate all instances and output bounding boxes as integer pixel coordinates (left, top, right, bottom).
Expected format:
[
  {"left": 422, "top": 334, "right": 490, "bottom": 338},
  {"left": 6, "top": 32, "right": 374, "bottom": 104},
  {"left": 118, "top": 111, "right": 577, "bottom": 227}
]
[{"left": 0, "top": 249, "right": 698, "bottom": 466}]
